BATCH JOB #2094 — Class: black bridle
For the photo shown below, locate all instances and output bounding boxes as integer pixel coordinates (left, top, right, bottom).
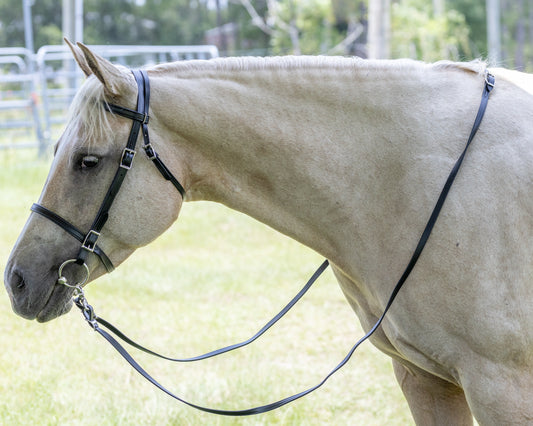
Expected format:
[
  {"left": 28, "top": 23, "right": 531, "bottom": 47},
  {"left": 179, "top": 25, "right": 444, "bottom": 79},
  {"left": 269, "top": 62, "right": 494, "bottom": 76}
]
[
  {"left": 31, "top": 69, "right": 185, "bottom": 274},
  {"left": 29, "top": 68, "right": 495, "bottom": 416}
]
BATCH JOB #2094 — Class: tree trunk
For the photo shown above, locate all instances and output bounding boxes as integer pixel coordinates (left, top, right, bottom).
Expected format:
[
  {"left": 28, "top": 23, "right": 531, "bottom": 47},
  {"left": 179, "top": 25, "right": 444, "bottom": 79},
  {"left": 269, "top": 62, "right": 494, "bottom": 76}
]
[
  {"left": 433, "top": 0, "right": 444, "bottom": 17},
  {"left": 514, "top": 0, "right": 525, "bottom": 70},
  {"left": 486, "top": 0, "right": 501, "bottom": 64},
  {"left": 367, "top": 0, "right": 390, "bottom": 59}
]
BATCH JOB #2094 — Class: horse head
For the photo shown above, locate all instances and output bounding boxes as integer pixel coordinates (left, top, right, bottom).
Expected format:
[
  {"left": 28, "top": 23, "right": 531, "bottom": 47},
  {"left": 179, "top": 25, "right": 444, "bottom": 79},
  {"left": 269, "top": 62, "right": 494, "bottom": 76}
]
[{"left": 4, "top": 42, "right": 184, "bottom": 322}]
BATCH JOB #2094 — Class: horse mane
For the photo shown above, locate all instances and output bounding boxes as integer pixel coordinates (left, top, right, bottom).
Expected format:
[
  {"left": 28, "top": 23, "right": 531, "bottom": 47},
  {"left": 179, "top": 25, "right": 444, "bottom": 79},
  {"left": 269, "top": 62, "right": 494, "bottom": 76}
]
[
  {"left": 152, "top": 55, "right": 487, "bottom": 78},
  {"left": 432, "top": 59, "right": 487, "bottom": 75},
  {"left": 63, "top": 56, "right": 486, "bottom": 151}
]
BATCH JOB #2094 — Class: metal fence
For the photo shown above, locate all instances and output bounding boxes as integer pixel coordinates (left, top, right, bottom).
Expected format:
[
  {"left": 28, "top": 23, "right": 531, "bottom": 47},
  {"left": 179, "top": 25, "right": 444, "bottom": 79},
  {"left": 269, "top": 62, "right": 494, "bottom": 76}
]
[
  {"left": 0, "top": 44, "right": 218, "bottom": 155},
  {"left": 0, "top": 47, "right": 44, "bottom": 152}
]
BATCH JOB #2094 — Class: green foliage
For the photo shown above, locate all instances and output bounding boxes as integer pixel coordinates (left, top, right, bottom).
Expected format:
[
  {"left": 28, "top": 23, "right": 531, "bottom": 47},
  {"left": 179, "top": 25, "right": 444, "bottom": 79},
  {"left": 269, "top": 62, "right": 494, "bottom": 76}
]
[
  {"left": 0, "top": 1, "right": 23, "bottom": 47},
  {"left": 0, "top": 0, "right": 530, "bottom": 66},
  {"left": 448, "top": 0, "right": 487, "bottom": 57},
  {"left": 228, "top": 0, "right": 271, "bottom": 55},
  {"left": 0, "top": 0, "right": 216, "bottom": 49},
  {"left": 270, "top": 0, "right": 344, "bottom": 54},
  {"left": 84, "top": 0, "right": 215, "bottom": 46},
  {"left": 391, "top": 0, "right": 471, "bottom": 61},
  {"left": 0, "top": 0, "right": 63, "bottom": 48},
  {"left": 499, "top": 0, "right": 533, "bottom": 70}
]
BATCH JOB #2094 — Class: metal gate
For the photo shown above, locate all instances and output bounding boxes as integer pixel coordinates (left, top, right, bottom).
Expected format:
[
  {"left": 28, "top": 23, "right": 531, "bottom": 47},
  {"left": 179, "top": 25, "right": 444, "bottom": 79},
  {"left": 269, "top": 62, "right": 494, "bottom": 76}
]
[
  {"left": 0, "top": 44, "right": 218, "bottom": 155},
  {"left": 0, "top": 48, "right": 44, "bottom": 153}
]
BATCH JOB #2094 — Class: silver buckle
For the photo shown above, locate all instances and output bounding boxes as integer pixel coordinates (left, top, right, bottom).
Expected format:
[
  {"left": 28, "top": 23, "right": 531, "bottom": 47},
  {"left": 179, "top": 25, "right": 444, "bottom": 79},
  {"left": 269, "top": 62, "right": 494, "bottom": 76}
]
[
  {"left": 120, "top": 148, "right": 136, "bottom": 170},
  {"left": 485, "top": 70, "right": 495, "bottom": 88},
  {"left": 81, "top": 230, "right": 101, "bottom": 252},
  {"left": 144, "top": 143, "right": 156, "bottom": 160}
]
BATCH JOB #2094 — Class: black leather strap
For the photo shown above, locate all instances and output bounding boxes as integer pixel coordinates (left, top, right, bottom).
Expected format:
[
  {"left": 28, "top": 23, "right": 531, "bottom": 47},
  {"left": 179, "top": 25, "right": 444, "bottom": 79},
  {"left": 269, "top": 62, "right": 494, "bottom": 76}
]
[
  {"left": 104, "top": 102, "right": 149, "bottom": 124},
  {"left": 96, "top": 259, "right": 330, "bottom": 362},
  {"left": 355, "top": 71, "right": 495, "bottom": 340},
  {"left": 30, "top": 203, "right": 115, "bottom": 272},
  {"left": 75, "top": 74, "right": 495, "bottom": 416},
  {"left": 76, "top": 69, "right": 148, "bottom": 266},
  {"left": 105, "top": 70, "right": 186, "bottom": 198},
  {"left": 31, "top": 69, "right": 186, "bottom": 273},
  {"left": 138, "top": 70, "right": 186, "bottom": 198},
  {"left": 89, "top": 260, "right": 333, "bottom": 416}
]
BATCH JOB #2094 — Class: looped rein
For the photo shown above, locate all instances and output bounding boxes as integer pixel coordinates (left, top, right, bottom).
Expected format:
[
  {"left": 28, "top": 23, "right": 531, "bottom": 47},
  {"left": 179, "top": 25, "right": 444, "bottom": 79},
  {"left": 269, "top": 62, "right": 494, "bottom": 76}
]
[{"left": 45, "top": 70, "right": 494, "bottom": 416}]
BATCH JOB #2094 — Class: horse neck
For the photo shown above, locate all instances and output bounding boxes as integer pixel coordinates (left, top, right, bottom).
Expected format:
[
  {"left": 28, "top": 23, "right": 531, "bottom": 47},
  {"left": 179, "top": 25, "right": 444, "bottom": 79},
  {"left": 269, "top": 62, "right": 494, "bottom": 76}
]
[{"left": 150, "top": 58, "right": 483, "bottom": 262}]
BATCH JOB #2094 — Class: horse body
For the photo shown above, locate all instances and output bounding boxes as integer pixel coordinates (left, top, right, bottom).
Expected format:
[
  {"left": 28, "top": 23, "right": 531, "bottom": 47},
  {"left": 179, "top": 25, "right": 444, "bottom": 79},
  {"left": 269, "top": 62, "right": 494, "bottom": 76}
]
[{"left": 5, "top": 45, "right": 533, "bottom": 424}]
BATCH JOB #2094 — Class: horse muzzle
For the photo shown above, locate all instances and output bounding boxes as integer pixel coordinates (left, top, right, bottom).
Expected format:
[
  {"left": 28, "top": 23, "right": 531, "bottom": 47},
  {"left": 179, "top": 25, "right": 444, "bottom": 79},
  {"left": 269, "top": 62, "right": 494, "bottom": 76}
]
[{"left": 4, "top": 258, "right": 81, "bottom": 322}]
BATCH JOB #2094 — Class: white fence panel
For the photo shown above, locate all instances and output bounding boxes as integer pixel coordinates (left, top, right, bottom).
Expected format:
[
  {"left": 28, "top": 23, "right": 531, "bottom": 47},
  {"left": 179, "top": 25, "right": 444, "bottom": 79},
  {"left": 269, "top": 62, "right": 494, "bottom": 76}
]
[
  {"left": 0, "top": 48, "right": 44, "bottom": 152},
  {"left": 0, "top": 44, "right": 218, "bottom": 154}
]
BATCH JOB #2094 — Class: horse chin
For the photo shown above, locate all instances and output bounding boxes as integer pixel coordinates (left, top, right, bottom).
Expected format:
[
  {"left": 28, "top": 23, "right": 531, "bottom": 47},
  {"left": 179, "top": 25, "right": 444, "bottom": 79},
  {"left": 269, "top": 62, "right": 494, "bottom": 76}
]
[{"left": 36, "top": 285, "right": 74, "bottom": 323}]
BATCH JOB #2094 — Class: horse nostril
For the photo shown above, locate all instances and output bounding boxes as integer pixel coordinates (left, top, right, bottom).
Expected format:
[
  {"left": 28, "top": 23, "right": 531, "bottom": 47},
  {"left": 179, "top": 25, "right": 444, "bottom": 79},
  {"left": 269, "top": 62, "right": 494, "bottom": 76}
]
[{"left": 8, "top": 269, "right": 26, "bottom": 293}]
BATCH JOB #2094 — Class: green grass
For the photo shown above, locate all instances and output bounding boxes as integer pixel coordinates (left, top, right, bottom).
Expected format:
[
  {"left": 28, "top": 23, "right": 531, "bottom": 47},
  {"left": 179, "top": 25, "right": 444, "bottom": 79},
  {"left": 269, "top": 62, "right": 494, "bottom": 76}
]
[{"left": 0, "top": 152, "right": 412, "bottom": 425}]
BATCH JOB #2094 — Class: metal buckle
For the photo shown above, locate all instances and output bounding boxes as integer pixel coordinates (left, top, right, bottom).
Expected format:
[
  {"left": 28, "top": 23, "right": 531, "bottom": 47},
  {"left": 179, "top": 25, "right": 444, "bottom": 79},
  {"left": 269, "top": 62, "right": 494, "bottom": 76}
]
[
  {"left": 144, "top": 143, "right": 157, "bottom": 160},
  {"left": 485, "top": 70, "right": 495, "bottom": 88},
  {"left": 142, "top": 113, "right": 149, "bottom": 124},
  {"left": 120, "top": 148, "right": 136, "bottom": 170},
  {"left": 82, "top": 229, "right": 101, "bottom": 252}
]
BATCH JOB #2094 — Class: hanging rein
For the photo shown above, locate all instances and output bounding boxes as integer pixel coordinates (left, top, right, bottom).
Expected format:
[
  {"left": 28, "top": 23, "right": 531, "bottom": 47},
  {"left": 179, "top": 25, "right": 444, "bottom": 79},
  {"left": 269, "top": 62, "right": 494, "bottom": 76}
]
[{"left": 30, "top": 69, "right": 495, "bottom": 416}]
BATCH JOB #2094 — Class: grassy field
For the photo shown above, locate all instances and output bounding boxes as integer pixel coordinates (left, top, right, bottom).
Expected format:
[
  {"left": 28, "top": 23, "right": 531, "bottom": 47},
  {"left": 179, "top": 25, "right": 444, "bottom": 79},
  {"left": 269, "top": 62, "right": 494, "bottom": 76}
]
[{"left": 0, "top": 151, "right": 413, "bottom": 425}]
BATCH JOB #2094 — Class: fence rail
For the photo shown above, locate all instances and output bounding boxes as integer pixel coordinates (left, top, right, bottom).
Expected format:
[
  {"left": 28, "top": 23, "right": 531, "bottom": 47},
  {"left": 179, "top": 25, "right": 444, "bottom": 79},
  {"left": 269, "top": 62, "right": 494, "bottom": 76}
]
[{"left": 0, "top": 44, "right": 218, "bottom": 155}]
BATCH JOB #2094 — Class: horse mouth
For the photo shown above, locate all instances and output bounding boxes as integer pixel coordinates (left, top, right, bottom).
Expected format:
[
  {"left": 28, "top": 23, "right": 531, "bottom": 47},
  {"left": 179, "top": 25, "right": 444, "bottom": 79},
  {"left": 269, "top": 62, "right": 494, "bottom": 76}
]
[{"left": 36, "top": 284, "right": 74, "bottom": 322}]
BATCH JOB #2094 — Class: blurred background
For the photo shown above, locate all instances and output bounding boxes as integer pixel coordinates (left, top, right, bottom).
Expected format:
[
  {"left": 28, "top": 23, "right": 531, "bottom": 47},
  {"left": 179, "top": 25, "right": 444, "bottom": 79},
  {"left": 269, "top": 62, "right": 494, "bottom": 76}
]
[
  {"left": 1, "top": 0, "right": 528, "bottom": 61},
  {"left": 0, "top": 0, "right": 528, "bottom": 154},
  {"left": 0, "top": 2, "right": 524, "bottom": 424}
]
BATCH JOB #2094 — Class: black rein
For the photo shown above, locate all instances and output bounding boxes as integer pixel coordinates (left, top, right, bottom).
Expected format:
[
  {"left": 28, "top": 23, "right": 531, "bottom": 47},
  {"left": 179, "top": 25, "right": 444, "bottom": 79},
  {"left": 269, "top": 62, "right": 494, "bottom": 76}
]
[{"left": 32, "top": 69, "right": 495, "bottom": 416}]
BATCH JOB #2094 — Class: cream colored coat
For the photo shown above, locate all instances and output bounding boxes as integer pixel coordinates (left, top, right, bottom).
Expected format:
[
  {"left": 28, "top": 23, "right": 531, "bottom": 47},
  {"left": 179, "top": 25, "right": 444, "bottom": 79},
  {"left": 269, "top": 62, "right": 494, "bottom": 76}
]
[{"left": 5, "top": 43, "right": 533, "bottom": 425}]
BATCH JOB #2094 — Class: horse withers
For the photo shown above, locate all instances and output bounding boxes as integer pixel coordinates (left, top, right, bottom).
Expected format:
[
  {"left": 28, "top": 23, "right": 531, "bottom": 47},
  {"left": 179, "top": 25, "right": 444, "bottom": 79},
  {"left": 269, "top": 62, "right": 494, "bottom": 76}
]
[{"left": 5, "top": 42, "right": 533, "bottom": 425}]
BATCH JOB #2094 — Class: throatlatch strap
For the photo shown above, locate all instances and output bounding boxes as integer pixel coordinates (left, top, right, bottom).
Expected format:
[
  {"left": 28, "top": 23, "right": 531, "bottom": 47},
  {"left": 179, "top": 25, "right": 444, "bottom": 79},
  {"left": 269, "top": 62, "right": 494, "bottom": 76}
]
[
  {"left": 105, "top": 70, "right": 186, "bottom": 198},
  {"left": 138, "top": 70, "right": 186, "bottom": 198}
]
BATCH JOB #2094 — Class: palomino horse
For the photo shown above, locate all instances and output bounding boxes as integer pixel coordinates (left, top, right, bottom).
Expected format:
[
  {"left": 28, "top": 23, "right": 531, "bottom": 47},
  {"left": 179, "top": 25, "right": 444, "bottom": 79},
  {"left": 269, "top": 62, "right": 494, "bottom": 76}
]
[{"left": 4, "top": 42, "right": 533, "bottom": 425}]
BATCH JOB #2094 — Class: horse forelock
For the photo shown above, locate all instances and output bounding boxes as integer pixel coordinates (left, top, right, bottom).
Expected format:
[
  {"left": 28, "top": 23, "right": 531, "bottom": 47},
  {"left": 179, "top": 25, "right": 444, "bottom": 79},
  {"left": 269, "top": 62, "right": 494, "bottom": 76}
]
[{"left": 62, "top": 75, "right": 112, "bottom": 151}]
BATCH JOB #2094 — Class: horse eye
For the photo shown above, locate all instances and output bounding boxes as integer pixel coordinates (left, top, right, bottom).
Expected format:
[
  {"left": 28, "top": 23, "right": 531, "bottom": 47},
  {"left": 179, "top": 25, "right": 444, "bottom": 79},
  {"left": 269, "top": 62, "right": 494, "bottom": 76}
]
[{"left": 81, "top": 155, "right": 99, "bottom": 169}]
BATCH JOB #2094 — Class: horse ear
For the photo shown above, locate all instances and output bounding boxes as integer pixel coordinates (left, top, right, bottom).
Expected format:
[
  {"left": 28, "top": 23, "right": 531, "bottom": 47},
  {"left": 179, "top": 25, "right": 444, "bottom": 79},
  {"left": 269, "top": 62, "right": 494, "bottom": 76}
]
[
  {"left": 64, "top": 38, "right": 92, "bottom": 77},
  {"left": 76, "top": 42, "right": 131, "bottom": 97}
]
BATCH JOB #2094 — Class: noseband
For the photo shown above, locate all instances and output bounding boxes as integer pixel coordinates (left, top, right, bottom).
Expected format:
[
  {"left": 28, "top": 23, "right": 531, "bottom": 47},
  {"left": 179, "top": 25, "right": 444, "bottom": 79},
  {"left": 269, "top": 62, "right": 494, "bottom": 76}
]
[{"left": 31, "top": 69, "right": 185, "bottom": 275}]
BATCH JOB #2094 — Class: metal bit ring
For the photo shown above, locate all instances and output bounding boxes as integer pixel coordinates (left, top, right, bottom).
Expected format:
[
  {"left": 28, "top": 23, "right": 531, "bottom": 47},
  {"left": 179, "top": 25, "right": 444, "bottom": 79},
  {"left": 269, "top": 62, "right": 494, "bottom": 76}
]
[{"left": 57, "top": 259, "right": 90, "bottom": 288}]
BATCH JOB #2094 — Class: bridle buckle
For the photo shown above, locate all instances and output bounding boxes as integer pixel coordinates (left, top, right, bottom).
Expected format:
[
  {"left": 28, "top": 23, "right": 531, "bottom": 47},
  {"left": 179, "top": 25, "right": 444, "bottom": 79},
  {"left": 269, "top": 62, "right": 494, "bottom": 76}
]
[
  {"left": 144, "top": 143, "right": 157, "bottom": 160},
  {"left": 82, "top": 229, "right": 101, "bottom": 252},
  {"left": 120, "top": 148, "right": 136, "bottom": 170},
  {"left": 485, "top": 70, "right": 495, "bottom": 88}
]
